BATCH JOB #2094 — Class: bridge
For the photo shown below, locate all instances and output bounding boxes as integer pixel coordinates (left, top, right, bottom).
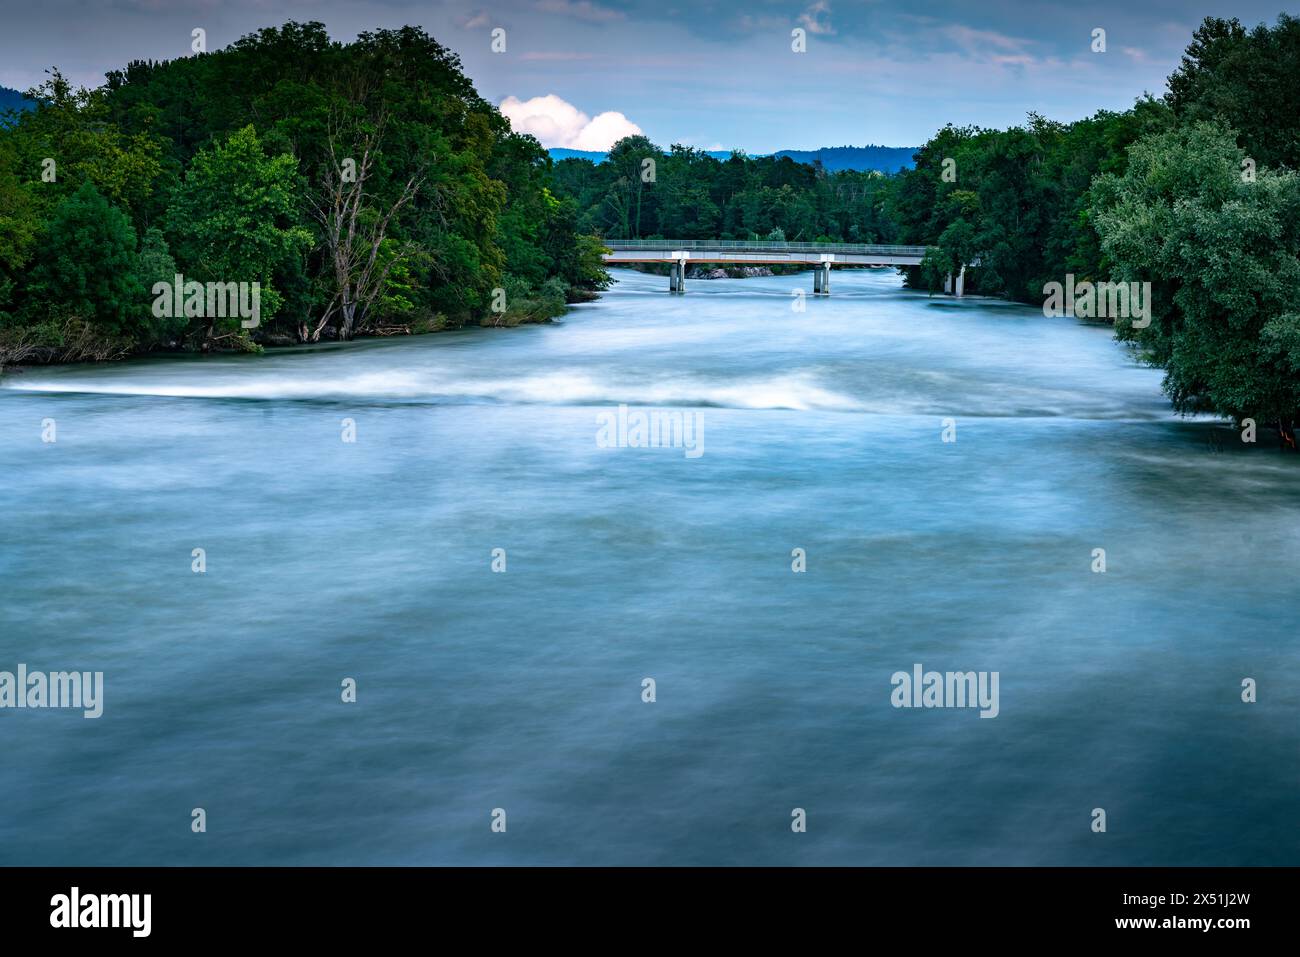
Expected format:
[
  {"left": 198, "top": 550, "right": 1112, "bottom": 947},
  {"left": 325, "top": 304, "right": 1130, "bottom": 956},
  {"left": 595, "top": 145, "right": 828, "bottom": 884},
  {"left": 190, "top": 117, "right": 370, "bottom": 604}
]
[{"left": 602, "top": 239, "right": 966, "bottom": 296}]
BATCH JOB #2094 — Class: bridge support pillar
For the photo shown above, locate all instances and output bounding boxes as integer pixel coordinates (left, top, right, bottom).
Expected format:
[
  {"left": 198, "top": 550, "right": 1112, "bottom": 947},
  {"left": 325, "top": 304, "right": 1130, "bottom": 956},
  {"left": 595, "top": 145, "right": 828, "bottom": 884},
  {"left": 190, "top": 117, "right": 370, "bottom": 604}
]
[
  {"left": 955, "top": 265, "right": 966, "bottom": 298},
  {"left": 669, "top": 257, "right": 688, "bottom": 294},
  {"left": 813, "top": 263, "right": 831, "bottom": 296},
  {"left": 944, "top": 273, "right": 953, "bottom": 295}
]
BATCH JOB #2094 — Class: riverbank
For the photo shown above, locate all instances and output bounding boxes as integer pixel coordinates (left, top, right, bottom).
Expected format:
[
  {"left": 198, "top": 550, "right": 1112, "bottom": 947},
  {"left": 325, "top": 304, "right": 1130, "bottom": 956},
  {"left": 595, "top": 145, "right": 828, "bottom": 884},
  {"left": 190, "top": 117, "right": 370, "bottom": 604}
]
[{"left": 0, "top": 285, "right": 604, "bottom": 373}]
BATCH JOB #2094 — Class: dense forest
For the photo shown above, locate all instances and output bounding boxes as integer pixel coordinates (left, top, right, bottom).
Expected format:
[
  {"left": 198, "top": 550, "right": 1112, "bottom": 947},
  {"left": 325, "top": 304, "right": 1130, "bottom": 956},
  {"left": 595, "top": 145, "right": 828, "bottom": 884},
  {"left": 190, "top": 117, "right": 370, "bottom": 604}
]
[
  {"left": 551, "top": 139, "right": 898, "bottom": 245},
  {"left": 0, "top": 22, "right": 609, "bottom": 364},
  {"left": 553, "top": 15, "right": 1300, "bottom": 443}
]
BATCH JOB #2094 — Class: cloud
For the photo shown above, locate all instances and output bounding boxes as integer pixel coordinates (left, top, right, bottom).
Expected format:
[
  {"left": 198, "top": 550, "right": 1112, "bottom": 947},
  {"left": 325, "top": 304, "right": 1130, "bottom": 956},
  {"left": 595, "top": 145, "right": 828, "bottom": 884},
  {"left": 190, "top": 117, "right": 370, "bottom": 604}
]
[
  {"left": 942, "top": 24, "right": 1031, "bottom": 53},
  {"left": 458, "top": 11, "right": 491, "bottom": 29},
  {"left": 534, "top": 0, "right": 625, "bottom": 23},
  {"left": 798, "top": 1, "right": 834, "bottom": 36},
  {"left": 499, "top": 93, "right": 642, "bottom": 150}
]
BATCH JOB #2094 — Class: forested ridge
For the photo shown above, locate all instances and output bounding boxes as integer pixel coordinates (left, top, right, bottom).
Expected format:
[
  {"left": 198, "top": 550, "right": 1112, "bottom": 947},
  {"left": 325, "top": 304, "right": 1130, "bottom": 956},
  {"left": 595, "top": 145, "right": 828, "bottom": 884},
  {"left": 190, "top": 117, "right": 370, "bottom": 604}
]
[{"left": 0, "top": 86, "right": 34, "bottom": 118}]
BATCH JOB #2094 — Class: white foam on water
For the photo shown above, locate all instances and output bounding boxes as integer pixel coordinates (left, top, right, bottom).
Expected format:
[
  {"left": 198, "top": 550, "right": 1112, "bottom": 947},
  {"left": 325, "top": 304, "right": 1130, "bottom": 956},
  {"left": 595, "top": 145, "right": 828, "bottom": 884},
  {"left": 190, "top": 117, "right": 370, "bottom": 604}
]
[{"left": 2, "top": 367, "right": 866, "bottom": 412}]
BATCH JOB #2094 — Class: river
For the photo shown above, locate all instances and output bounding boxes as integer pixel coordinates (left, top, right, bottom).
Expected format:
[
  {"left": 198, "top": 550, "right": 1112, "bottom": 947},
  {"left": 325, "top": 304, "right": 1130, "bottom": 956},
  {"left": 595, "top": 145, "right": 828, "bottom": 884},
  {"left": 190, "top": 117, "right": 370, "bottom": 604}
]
[{"left": 1, "top": 267, "right": 1297, "bottom": 865}]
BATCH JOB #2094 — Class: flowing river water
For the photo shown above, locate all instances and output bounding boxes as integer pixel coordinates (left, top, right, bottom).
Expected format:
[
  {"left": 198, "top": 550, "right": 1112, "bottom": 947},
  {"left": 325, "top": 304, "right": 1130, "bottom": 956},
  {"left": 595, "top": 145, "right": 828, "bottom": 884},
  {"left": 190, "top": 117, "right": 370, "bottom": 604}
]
[{"left": 1, "top": 267, "right": 1297, "bottom": 865}]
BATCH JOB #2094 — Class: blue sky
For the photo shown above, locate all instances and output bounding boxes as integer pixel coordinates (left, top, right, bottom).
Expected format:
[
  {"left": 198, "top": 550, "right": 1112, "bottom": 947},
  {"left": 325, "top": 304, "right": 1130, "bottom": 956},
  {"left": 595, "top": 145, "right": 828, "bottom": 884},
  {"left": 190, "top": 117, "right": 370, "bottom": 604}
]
[{"left": 0, "top": 1, "right": 1291, "bottom": 151}]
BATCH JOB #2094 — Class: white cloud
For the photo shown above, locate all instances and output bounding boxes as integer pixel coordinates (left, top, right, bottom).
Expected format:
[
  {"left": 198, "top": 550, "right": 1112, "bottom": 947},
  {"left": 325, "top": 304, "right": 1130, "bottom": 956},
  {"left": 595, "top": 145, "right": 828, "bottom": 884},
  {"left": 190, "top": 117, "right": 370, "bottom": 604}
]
[
  {"left": 499, "top": 93, "right": 642, "bottom": 150},
  {"left": 798, "top": 1, "right": 834, "bottom": 36},
  {"left": 942, "top": 24, "right": 1030, "bottom": 52}
]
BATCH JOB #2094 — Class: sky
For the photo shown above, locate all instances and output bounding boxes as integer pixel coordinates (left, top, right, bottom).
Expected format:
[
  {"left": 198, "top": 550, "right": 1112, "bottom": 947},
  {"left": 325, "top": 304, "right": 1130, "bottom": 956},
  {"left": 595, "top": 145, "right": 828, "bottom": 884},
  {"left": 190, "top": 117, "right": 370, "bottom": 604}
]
[{"left": 0, "top": 1, "right": 1291, "bottom": 152}]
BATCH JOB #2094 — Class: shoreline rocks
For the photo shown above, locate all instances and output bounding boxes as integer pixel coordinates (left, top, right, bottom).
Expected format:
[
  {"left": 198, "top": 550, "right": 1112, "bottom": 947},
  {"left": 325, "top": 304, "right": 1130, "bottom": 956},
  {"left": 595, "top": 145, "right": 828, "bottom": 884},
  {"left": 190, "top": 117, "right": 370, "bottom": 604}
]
[{"left": 687, "top": 265, "right": 775, "bottom": 280}]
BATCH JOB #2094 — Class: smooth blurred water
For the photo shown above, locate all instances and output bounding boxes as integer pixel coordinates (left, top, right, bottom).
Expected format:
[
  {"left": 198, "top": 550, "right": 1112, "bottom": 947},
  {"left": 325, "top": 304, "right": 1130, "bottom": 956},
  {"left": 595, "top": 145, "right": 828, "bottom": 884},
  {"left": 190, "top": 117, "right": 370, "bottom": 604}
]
[{"left": 1, "top": 268, "right": 1297, "bottom": 865}]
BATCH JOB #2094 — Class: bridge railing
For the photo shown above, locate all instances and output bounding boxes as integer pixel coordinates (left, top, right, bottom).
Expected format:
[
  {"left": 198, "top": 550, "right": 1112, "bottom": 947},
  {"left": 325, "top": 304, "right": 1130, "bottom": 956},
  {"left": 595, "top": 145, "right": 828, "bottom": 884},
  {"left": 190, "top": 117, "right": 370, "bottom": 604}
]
[{"left": 603, "top": 239, "right": 930, "bottom": 257}]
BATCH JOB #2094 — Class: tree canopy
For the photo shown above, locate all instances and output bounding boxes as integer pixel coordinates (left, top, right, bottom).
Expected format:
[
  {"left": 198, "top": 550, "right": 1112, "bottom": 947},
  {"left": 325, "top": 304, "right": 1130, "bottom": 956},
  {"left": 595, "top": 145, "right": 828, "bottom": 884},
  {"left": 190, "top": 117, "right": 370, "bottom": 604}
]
[{"left": 0, "top": 21, "right": 610, "bottom": 360}]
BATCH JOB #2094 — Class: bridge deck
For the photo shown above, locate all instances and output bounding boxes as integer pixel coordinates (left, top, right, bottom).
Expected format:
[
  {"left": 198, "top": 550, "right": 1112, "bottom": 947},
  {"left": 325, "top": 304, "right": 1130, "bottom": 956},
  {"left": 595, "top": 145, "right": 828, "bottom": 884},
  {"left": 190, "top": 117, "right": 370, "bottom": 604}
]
[{"left": 602, "top": 239, "right": 929, "bottom": 267}]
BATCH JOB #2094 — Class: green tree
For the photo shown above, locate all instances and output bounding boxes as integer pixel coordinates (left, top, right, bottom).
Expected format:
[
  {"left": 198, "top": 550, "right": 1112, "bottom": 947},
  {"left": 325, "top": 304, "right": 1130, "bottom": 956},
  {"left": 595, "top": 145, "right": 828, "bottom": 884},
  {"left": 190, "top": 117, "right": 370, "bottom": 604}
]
[
  {"left": 136, "top": 226, "right": 185, "bottom": 345},
  {"left": 0, "top": 141, "right": 39, "bottom": 319},
  {"left": 166, "top": 125, "right": 312, "bottom": 345},
  {"left": 1166, "top": 15, "right": 1300, "bottom": 170},
  {"left": 1092, "top": 122, "right": 1300, "bottom": 441},
  {"left": 15, "top": 70, "right": 167, "bottom": 229},
  {"left": 24, "top": 181, "right": 141, "bottom": 335},
  {"left": 602, "top": 135, "right": 661, "bottom": 238}
]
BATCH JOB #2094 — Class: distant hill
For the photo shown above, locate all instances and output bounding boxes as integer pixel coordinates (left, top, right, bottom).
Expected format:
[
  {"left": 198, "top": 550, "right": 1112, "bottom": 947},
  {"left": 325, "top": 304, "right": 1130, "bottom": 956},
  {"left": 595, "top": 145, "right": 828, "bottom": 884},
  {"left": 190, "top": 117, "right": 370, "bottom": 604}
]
[
  {"left": 549, "top": 144, "right": 916, "bottom": 173},
  {"left": 549, "top": 148, "right": 737, "bottom": 163},
  {"left": 0, "top": 86, "right": 35, "bottom": 124},
  {"left": 773, "top": 145, "right": 916, "bottom": 174}
]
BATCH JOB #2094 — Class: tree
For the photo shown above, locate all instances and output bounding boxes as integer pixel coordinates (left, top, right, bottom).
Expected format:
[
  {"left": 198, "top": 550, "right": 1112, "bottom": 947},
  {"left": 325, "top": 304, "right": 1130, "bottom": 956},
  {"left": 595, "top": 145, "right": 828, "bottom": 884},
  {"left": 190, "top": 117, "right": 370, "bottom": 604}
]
[
  {"left": 24, "top": 181, "right": 140, "bottom": 334},
  {"left": 0, "top": 140, "right": 39, "bottom": 319},
  {"left": 136, "top": 227, "right": 185, "bottom": 345},
  {"left": 1092, "top": 122, "right": 1300, "bottom": 442},
  {"left": 1166, "top": 16, "right": 1300, "bottom": 170},
  {"left": 306, "top": 108, "right": 424, "bottom": 340},
  {"left": 166, "top": 125, "right": 312, "bottom": 345},
  {"left": 603, "top": 135, "right": 661, "bottom": 238},
  {"left": 16, "top": 70, "right": 167, "bottom": 229}
]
